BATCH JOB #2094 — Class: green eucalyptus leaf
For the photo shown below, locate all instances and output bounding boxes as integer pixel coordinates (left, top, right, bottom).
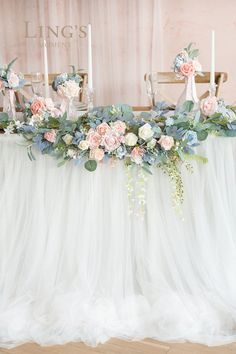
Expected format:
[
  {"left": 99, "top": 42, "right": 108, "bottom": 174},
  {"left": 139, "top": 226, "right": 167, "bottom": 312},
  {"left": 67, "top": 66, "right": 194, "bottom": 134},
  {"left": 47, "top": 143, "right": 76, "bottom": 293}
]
[
  {"left": 84, "top": 159, "right": 97, "bottom": 172},
  {"left": 0, "top": 112, "right": 9, "bottom": 122},
  {"left": 197, "top": 130, "right": 208, "bottom": 141},
  {"left": 183, "top": 101, "right": 194, "bottom": 113},
  {"left": 224, "top": 130, "right": 236, "bottom": 137},
  {"left": 142, "top": 163, "right": 153, "bottom": 175},
  {"left": 184, "top": 153, "right": 208, "bottom": 164},
  {"left": 7, "top": 57, "right": 18, "bottom": 71},
  {"left": 57, "top": 159, "right": 67, "bottom": 167},
  {"left": 48, "top": 117, "right": 60, "bottom": 129}
]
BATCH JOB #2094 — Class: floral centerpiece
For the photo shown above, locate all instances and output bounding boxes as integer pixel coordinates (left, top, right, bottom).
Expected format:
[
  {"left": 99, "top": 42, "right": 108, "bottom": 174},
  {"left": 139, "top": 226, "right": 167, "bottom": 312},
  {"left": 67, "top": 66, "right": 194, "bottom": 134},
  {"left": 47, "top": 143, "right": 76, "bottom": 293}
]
[
  {"left": 0, "top": 58, "right": 25, "bottom": 119},
  {"left": 173, "top": 43, "right": 203, "bottom": 106},
  {"left": 52, "top": 66, "right": 82, "bottom": 118}
]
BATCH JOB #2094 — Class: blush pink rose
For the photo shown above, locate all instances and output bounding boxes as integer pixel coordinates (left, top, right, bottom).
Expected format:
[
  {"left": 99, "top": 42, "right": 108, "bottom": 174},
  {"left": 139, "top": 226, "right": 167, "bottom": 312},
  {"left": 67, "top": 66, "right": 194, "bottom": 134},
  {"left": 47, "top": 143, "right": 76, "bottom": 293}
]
[
  {"left": 90, "top": 148, "right": 105, "bottom": 161},
  {"left": 96, "top": 122, "right": 111, "bottom": 136},
  {"left": 200, "top": 96, "right": 218, "bottom": 116},
  {"left": 112, "top": 120, "right": 126, "bottom": 134},
  {"left": 31, "top": 99, "right": 45, "bottom": 115},
  {"left": 130, "top": 147, "right": 144, "bottom": 164},
  {"left": 44, "top": 130, "right": 57, "bottom": 143},
  {"left": 86, "top": 129, "right": 102, "bottom": 148},
  {"left": 158, "top": 135, "right": 174, "bottom": 151},
  {"left": 180, "top": 62, "right": 195, "bottom": 77},
  {"left": 102, "top": 131, "right": 121, "bottom": 151}
]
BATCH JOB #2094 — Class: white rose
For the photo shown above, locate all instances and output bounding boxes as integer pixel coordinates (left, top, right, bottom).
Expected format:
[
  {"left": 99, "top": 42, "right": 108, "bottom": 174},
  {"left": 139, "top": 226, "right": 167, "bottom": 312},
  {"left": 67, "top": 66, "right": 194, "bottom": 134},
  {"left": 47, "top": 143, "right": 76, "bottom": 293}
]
[
  {"left": 147, "top": 138, "right": 156, "bottom": 149},
  {"left": 138, "top": 123, "right": 154, "bottom": 141},
  {"left": 192, "top": 60, "right": 202, "bottom": 72},
  {"left": 78, "top": 140, "right": 90, "bottom": 150},
  {"left": 58, "top": 80, "right": 80, "bottom": 99},
  {"left": 67, "top": 149, "right": 77, "bottom": 158},
  {"left": 29, "top": 114, "right": 43, "bottom": 126},
  {"left": 62, "top": 134, "right": 73, "bottom": 145},
  {"left": 125, "top": 132, "right": 138, "bottom": 146}
]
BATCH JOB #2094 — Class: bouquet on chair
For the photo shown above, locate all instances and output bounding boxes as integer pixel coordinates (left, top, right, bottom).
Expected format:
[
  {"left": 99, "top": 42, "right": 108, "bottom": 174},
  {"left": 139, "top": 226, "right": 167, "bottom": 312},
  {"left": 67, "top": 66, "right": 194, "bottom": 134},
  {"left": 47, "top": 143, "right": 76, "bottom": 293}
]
[
  {"left": 52, "top": 66, "right": 83, "bottom": 119},
  {"left": 173, "top": 43, "right": 203, "bottom": 107},
  {"left": 0, "top": 58, "right": 25, "bottom": 119}
]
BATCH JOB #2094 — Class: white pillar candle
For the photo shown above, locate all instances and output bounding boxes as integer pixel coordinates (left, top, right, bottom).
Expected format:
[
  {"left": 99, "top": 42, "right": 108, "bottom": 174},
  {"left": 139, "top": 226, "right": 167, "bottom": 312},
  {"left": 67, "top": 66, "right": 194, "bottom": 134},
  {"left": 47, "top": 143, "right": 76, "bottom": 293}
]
[
  {"left": 43, "top": 39, "right": 50, "bottom": 98},
  {"left": 87, "top": 24, "right": 93, "bottom": 90},
  {"left": 210, "top": 30, "right": 215, "bottom": 90}
]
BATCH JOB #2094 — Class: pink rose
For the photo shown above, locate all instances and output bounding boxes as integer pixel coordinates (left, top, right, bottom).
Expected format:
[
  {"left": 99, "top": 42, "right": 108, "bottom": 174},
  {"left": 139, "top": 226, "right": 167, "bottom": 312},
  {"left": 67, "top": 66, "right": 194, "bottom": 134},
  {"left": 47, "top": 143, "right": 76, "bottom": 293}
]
[
  {"left": 31, "top": 99, "right": 45, "bottom": 115},
  {"left": 90, "top": 148, "right": 104, "bottom": 161},
  {"left": 112, "top": 120, "right": 126, "bottom": 134},
  {"left": 96, "top": 122, "right": 111, "bottom": 136},
  {"left": 8, "top": 72, "right": 20, "bottom": 88},
  {"left": 102, "top": 131, "right": 120, "bottom": 151},
  {"left": 158, "top": 135, "right": 174, "bottom": 151},
  {"left": 180, "top": 62, "right": 195, "bottom": 77},
  {"left": 86, "top": 129, "right": 102, "bottom": 148},
  {"left": 130, "top": 147, "right": 144, "bottom": 164},
  {"left": 44, "top": 130, "right": 57, "bottom": 143},
  {"left": 200, "top": 96, "right": 218, "bottom": 116}
]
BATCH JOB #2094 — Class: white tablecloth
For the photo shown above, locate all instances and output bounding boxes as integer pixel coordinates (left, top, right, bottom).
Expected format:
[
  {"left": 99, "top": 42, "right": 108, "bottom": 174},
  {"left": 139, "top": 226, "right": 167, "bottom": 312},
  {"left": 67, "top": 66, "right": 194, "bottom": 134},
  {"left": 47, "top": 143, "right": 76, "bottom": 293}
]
[{"left": 0, "top": 134, "right": 236, "bottom": 348}]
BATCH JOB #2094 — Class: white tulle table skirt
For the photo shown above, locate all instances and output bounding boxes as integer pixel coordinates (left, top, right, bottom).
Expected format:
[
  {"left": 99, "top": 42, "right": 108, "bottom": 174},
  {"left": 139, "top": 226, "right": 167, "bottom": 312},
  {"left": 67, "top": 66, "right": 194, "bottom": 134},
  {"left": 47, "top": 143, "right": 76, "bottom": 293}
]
[{"left": 0, "top": 134, "right": 236, "bottom": 348}]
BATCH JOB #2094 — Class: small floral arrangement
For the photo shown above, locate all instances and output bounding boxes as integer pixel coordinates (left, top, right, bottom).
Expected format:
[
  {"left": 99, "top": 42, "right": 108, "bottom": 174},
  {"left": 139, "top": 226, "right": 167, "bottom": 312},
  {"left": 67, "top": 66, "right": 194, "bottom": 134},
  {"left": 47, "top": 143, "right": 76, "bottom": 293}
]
[
  {"left": 23, "top": 96, "right": 62, "bottom": 126},
  {"left": 52, "top": 66, "right": 82, "bottom": 99},
  {"left": 173, "top": 43, "right": 203, "bottom": 79},
  {"left": 0, "top": 58, "right": 25, "bottom": 91}
]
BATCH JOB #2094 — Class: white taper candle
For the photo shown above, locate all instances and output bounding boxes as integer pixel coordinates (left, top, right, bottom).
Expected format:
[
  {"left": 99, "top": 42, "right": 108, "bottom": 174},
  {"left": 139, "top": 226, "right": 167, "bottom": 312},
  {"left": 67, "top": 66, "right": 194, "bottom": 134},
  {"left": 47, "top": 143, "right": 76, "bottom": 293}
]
[
  {"left": 210, "top": 30, "right": 215, "bottom": 90},
  {"left": 43, "top": 39, "right": 50, "bottom": 98},
  {"left": 87, "top": 24, "right": 93, "bottom": 90}
]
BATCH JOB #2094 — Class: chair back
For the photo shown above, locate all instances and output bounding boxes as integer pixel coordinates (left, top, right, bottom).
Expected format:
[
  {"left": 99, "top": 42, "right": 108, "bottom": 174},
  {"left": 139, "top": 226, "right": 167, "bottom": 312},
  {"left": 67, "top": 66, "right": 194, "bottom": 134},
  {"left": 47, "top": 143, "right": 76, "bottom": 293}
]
[{"left": 144, "top": 71, "right": 228, "bottom": 105}]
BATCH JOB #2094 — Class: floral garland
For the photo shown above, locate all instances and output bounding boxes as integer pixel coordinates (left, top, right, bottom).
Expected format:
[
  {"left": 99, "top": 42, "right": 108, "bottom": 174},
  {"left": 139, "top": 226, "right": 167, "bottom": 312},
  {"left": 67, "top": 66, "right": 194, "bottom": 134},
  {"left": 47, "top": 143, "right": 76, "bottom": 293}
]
[{"left": 1, "top": 99, "right": 236, "bottom": 210}]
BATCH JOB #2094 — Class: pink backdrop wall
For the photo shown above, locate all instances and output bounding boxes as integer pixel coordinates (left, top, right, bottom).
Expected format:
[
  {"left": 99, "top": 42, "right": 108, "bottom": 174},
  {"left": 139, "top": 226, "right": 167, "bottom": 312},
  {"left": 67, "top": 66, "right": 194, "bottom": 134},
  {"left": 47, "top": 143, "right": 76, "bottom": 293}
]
[{"left": 0, "top": 0, "right": 235, "bottom": 105}]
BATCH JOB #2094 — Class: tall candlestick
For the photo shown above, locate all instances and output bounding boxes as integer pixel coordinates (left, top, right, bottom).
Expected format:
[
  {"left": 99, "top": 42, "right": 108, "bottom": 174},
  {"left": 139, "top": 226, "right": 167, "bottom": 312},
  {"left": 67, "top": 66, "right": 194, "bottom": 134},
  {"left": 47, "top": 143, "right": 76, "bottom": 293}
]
[
  {"left": 87, "top": 24, "right": 93, "bottom": 90},
  {"left": 43, "top": 39, "right": 50, "bottom": 98},
  {"left": 210, "top": 30, "right": 215, "bottom": 92}
]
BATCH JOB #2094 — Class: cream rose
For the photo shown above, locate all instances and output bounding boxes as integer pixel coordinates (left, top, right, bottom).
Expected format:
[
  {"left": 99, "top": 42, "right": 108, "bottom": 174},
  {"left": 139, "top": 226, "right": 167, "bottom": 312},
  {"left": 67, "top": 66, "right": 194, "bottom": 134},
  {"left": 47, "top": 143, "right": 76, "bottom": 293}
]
[
  {"left": 62, "top": 134, "right": 73, "bottom": 145},
  {"left": 138, "top": 123, "right": 154, "bottom": 141},
  {"left": 147, "top": 138, "right": 157, "bottom": 149},
  {"left": 78, "top": 140, "right": 90, "bottom": 151},
  {"left": 158, "top": 135, "right": 174, "bottom": 151},
  {"left": 125, "top": 132, "right": 138, "bottom": 146}
]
